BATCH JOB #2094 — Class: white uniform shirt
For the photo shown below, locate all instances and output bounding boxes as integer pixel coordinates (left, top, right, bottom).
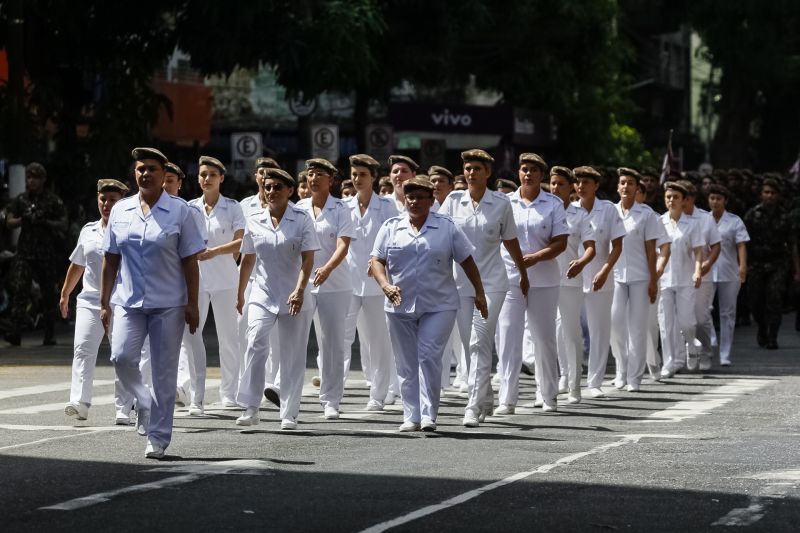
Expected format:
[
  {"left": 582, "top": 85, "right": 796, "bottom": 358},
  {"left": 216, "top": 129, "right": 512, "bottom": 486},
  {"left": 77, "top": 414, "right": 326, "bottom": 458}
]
[
  {"left": 558, "top": 203, "right": 595, "bottom": 288},
  {"left": 372, "top": 212, "right": 475, "bottom": 314},
  {"left": 712, "top": 210, "right": 750, "bottom": 282},
  {"left": 613, "top": 202, "right": 663, "bottom": 283},
  {"left": 501, "top": 190, "right": 569, "bottom": 288},
  {"left": 239, "top": 194, "right": 263, "bottom": 219},
  {"left": 685, "top": 207, "right": 722, "bottom": 281},
  {"left": 240, "top": 204, "right": 321, "bottom": 315},
  {"left": 296, "top": 195, "right": 357, "bottom": 294},
  {"left": 439, "top": 190, "right": 517, "bottom": 296},
  {"left": 189, "top": 196, "right": 246, "bottom": 292},
  {"left": 575, "top": 199, "right": 626, "bottom": 293},
  {"left": 103, "top": 192, "right": 206, "bottom": 308},
  {"left": 345, "top": 193, "right": 400, "bottom": 297},
  {"left": 69, "top": 220, "right": 105, "bottom": 310},
  {"left": 659, "top": 213, "right": 704, "bottom": 289}
]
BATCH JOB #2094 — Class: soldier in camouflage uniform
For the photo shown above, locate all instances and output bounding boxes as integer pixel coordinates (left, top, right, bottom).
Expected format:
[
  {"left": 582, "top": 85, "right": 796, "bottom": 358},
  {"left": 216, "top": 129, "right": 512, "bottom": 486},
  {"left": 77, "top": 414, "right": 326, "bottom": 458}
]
[
  {"left": 4, "top": 163, "right": 67, "bottom": 346},
  {"left": 743, "top": 178, "right": 795, "bottom": 349},
  {"left": 790, "top": 198, "right": 800, "bottom": 331}
]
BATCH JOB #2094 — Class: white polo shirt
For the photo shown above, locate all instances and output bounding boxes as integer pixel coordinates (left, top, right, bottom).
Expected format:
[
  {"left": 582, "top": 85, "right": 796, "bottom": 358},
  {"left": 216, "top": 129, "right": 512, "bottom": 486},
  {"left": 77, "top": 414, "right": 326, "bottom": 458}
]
[
  {"left": 240, "top": 204, "right": 320, "bottom": 315},
  {"left": 69, "top": 220, "right": 105, "bottom": 310},
  {"left": 558, "top": 203, "right": 595, "bottom": 288},
  {"left": 439, "top": 189, "right": 517, "bottom": 296},
  {"left": 660, "top": 212, "right": 704, "bottom": 289},
  {"left": 104, "top": 192, "right": 206, "bottom": 308},
  {"left": 712, "top": 210, "right": 750, "bottom": 283},
  {"left": 296, "top": 195, "right": 357, "bottom": 294},
  {"left": 575, "top": 199, "right": 626, "bottom": 293},
  {"left": 371, "top": 212, "right": 475, "bottom": 314},
  {"left": 501, "top": 190, "right": 569, "bottom": 288},
  {"left": 189, "top": 195, "right": 246, "bottom": 292},
  {"left": 345, "top": 193, "right": 400, "bottom": 297},
  {"left": 239, "top": 194, "right": 264, "bottom": 219},
  {"left": 613, "top": 202, "right": 663, "bottom": 283},
  {"left": 685, "top": 206, "right": 722, "bottom": 281}
]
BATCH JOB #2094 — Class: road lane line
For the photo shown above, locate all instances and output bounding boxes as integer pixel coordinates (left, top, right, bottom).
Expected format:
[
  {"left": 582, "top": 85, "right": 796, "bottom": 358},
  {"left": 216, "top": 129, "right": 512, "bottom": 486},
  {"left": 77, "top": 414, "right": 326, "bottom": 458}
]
[
  {"left": 0, "top": 380, "right": 115, "bottom": 401},
  {"left": 0, "top": 394, "right": 116, "bottom": 415},
  {"left": 0, "top": 424, "right": 130, "bottom": 432},
  {"left": 359, "top": 434, "right": 690, "bottom": 533},
  {"left": 713, "top": 469, "right": 800, "bottom": 527},
  {"left": 0, "top": 429, "right": 123, "bottom": 452}
]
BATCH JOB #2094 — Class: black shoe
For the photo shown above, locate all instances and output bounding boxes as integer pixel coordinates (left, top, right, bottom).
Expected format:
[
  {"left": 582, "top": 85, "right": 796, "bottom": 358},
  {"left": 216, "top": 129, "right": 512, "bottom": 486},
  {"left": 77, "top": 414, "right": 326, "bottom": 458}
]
[
  {"left": 4, "top": 333, "right": 21, "bottom": 346},
  {"left": 263, "top": 386, "right": 280, "bottom": 407},
  {"left": 766, "top": 341, "right": 779, "bottom": 350},
  {"left": 756, "top": 329, "right": 767, "bottom": 347},
  {"left": 520, "top": 363, "right": 534, "bottom": 376}
]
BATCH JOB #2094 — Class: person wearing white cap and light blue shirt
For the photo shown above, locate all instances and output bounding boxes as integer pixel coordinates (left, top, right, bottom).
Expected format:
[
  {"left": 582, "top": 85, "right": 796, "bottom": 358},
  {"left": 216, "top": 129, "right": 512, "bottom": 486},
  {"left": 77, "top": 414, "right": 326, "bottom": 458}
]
[
  {"left": 100, "top": 147, "right": 205, "bottom": 459},
  {"left": 371, "top": 176, "right": 487, "bottom": 431},
  {"left": 180, "top": 156, "right": 246, "bottom": 415},
  {"left": 235, "top": 168, "right": 319, "bottom": 429},
  {"left": 343, "top": 154, "right": 399, "bottom": 411},
  {"left": 439, "top": 149, "right": 528, "bottom": 427},
  {"left": 296, "top": 158, "right": 356, "bottom": 420},
  {"left": 495, "top": 153, "right": 568, "bottom": 415}
]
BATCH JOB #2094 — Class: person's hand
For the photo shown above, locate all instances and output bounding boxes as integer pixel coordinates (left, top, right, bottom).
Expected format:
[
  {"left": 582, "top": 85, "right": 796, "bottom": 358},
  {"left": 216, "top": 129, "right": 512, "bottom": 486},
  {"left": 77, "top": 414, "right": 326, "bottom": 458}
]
[
  {"left": 287, "top": 289, "right": 304, "bottom": 316},
  {"left": 739, "top": 267, "right": 747, "bottom": 284},
  {"left": 700, "top": 260, "right": 712, "bottom": 277},
  {"left": 185, "top": 304, "right": 200, "bottom": 334},
  {"left": 519, "top": 273, "right": 530, "bottom": 297},
  {"left": 523, "top": 254, "right": 538, "bottom": 269},
  {"left": 197, "top": 248, "right": 215, "bottom": 261},
  {"left": 692, "top": 272, "right": 702, "bottom": 288},
  {"left": 592, "top": 269, "right": 609, "bottom": 292},
  {"left": 236, "top": 292, "right": 245, "bottom": 315},
  {"left": 100, "top": 305, "right": 112, "bottom": 335},
  {"left": 648, "top": 279, "right": 658, "bottom": 304},
  {"left": 382, "top": 284, "right": 402, "bottom": 307},
  {"left": 59, "top": 295, "right": 69, "bottom": 319},
  {"left": 366, "top": 258, "right": 374, "bottom": 278},
  {"left": 566, "top": 260, "right": 584, "bottom": 279},
  {"left": 474, "top": 292, "right": 488, "bottom": 319},
  {"left": 313, "top": 266, "right": 331, "bottom": 287}
]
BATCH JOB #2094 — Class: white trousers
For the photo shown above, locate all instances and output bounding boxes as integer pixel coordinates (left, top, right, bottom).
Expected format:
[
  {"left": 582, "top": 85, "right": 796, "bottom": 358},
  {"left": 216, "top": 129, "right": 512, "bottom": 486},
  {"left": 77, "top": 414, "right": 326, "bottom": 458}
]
[
  {"left": 714, "top": 281, "right": 740, "bottom": 363},
  {"left": 456, "top": 292, "right": 505, "bottom": 415},
  {"left": 440, "top": 325, "right": 461, "bottom": 389},
  {"left": 522, "top": 319, "right": 535, "bottom": 368},
  {"left": 387, "top": 309, "right": 457, "bottom": 423},
  {"left": 497, "top": 286, "right": 559, "bottom": 406},
  {"left": 236, "top": 289, "right": 313, "bottom": 420},
  {"left": 111, "top": 306, "right": 184, "bottom": 449},
  {"left": 70, "top": 306, "right": 105, "bottom": 407},
  {"left": 557, "top": 286, "right": 585, "bottom": 393},
  {"left": 311, "top": 290, "right": 351, "bottom": 409},
  {"left": 344, "top": 294, "right": 393, "bottom": 403},
  {"left": 610, "top": 281, "right": 650, "bottom": 387},
  {"left": 646, "top": 292, "right": 661, "bottom": 371},
  {"left": 658, "top": 286, "right": 697, "bottom": 371},
  {"left": 584, "top": 290, "right": 614, "bottom": 389},
  {"left": 694, "top": 281, "right": 715, "bottom": 355}
]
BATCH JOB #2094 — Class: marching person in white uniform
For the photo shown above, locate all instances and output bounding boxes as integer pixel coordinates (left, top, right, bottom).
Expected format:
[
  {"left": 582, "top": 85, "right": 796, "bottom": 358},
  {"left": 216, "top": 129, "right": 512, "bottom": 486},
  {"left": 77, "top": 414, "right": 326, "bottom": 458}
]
[
  {"left": 439, "top": 149, "right": 529, "bottom": 427},
  {"left": 549, "top": 167, "right": 595, "bottom": 404},
  {"left": 60, "top": 179, "right": 129, "bottom": 423},
  {"left": 181, "top": 156, "right": 246, "bottom": 415},
  {"left": 573, "top": 166, "right": 626, "bottom": 398},
  {"left": 343, "top": 154, "right": 400, "bottom": 411},
  {"left": 388, "top": 155, "right": 417, "bottom": 212},
  {"left": 610, "top": 168, "right": 664, "bottom": 391},
  {"left": 495, "top": 153, "right": 568, "bottom": 414},
  {"left": 296, "top": 158, "right": 356, "bottom": 419},
  {"left": 658, "top": 181, "right": 703, "bottom": 378},
  {"left": 708, "top": 184, "right": 749, "bottom": 366},
  {"left": 371, "top": 176, "right": 487, "bottom": 431},
  {"left": 100, "top": 147, "right": 205, "bottom": 459},
  {"left": 235, "top": 168, "right": 319, "bottom": 429}
]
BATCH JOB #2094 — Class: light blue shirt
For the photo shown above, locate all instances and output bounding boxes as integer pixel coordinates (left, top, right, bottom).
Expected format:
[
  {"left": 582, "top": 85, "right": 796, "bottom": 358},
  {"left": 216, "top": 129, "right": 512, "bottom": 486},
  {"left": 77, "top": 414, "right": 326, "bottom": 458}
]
[
  {"left": 104, "top": 192, "right": 206, "bottom": 308},
  {"left": 372, "top": 212, "right": 475, "bottom": 314}
]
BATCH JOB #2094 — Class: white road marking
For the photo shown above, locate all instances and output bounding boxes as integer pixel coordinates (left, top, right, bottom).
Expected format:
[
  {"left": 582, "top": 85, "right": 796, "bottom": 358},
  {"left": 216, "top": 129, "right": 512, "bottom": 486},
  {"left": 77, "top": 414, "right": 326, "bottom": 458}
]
[
  {"left": 0, "top": 380, "right": 115, "bottom": 401},
  {"left": 360, "top": 434, "right": 691, "bottom": 533},
  {"left": 713, "top": 470, "right": 800, "bottom": 527},
  {"left": 0, "top": 428, "right": 124, "bottom": 452},
  {"left": 39, "top": 459, "right": 273, "bottom": 511},
  {"left": 0, "top": 394, "right": 116, "bottom": 415},
  {"left": 637, "top": 379, "right": 774, "bottom": 423},
  {"left": 0, "top": 424, "right": 129, "bottom": 432}
]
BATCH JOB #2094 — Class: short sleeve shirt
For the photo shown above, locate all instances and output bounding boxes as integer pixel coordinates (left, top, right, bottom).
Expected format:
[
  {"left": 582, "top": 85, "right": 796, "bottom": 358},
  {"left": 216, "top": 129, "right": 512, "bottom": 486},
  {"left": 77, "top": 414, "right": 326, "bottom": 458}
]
[
  {"left": 189, "top": 195, "right": 246, "bottom": 292},
  {"left": 371, "top": 213, "right": 475, "bottom": 314},
  {"left": 685, "top": 207, "right": 722, "bottom": 281},
  {"left": 69, "top": 220, "right": 104, "bottom": 310},
  {"left": 575, "top": 199, "right": 626, "bottom": 293},
  {"left": 558, "top": 203, "right": 595, "bottom": 288},
  {"left": 613, "top": 202, "right": 663, "bottom": 283},
  {"left": 345, "top": 194, "right": 400, "bottom": 297},
  {"left": 712, "top": 210, "right": 750, "bottom": 282},
  {"left": 660, "top": 213, "right": 704, "bottom": 288}
]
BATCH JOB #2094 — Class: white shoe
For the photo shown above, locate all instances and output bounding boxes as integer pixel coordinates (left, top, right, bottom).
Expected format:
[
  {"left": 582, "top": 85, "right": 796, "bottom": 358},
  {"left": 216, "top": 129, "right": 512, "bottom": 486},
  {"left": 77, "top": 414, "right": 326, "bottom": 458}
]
[
  {"left": 588, "top": 387, "right": 605, "bottom": 399},
  {"left": 534, "top": 392, "right": 544, "bottom": 407},
  {"left": 175, "top": 386, "right": 188, "bottom": 407},
  {"left": 542, "top": 403, "right": 557, "bottom": 413},
  {"left": 660, "top": 367, "right": 675, "bottom": 378},
  {"left": 452, "top": 378, "right": 464, "bottom": 389},
  {"left": 421, "top": 417, "right": 436, "bottom": 432},
  {"left": 236, "top": 407, "right": 260, "bottom": 426},
  {"left": 384, "top": 392, "right": 397, "bottom": 406},
  {"left": 698, "top": 354, "right": 712, "bottom": 371},
  {"left": 458, "top": 382, "right": 469, "bottom": 394},
  {"left": 493, "top": 404, "right": 515, "bottom": 416},
  {"left": 311, "top": 375, "right": 321, "bottom": 387},
  {"left": 188, "top": 403, "right": 204, "bottom": 416},
  {"left": 365, "top": 399, "right": 384, "bottom": 411},
  {"left": 144, "top": 441, "right": 165, "bottom": 459},
  {"left": 399, "top": 421, "right": 420, "bottom": 432},
  {"left": 115, "top": 413, "right": 132, "bottom": 426},
  {"left": 626, "top": 383, "right": 639, "bottom": 392},
  {"left": 324, "top": 406, "right": 340, "bottom": 420},
  {"left": 614, "top": 378, "right": 626, "bottom": 390},
  {"left": 567, "top": 393, "right": 581, "bottom": 404},
  {"left": 462, "top": 410, "right": 480, "bottom": 427},
  {"left": 221, "top": 397, "right": 238, "bottom": 408},
  {"left": 686, "top": 352, "right": 699, "bottom": 371},
  {"left": 136, "top": 408, "right": 150, "bottom": 436},
  {"left": 720, "top": 360, "right": 732, "bottom": 367},
  {"left": 558, "top": 376, "right": 569, "bottom": 394},
  {"left": 281, "top": 418, "right": 297, "bottom": 430},
  {"left": 64, "top": 402, "right": 88, "bottom": 421},
  {"left": 491, "top": 373, "right": 501, "bottom": 385}
]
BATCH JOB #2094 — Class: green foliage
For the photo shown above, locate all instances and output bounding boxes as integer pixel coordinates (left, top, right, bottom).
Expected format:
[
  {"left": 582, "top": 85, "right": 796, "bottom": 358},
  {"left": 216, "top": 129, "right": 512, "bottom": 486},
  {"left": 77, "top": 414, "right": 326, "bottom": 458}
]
[{"left": 607, "top": 117, "right": 657, "bottom": 169}]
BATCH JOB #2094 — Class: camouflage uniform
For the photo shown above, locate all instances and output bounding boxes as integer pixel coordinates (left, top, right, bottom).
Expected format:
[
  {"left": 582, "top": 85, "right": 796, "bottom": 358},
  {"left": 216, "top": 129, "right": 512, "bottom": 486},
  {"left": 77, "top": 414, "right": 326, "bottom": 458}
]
[
  {"left": 6, "top": 189, "right": 67, "bottom": 343},
  {"left": 743, "top": 202, "right": 793, "bottom": 347}
]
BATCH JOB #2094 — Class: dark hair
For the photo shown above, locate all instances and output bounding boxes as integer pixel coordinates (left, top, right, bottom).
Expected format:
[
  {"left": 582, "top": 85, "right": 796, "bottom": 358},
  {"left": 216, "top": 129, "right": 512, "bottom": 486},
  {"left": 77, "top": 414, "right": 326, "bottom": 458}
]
[
  {"left": 707, "top": 184, "right": 730, "bottom": 199},
  {"left": 762, "top": 178, "right": 779, "bottom": 191}
]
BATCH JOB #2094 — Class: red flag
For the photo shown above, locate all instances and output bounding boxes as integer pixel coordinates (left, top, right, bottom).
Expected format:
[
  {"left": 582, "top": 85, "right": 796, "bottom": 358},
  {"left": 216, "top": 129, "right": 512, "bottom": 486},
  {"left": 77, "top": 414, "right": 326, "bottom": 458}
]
[{"left": 660, "top": 129, "right": 675, "bottom": 184}]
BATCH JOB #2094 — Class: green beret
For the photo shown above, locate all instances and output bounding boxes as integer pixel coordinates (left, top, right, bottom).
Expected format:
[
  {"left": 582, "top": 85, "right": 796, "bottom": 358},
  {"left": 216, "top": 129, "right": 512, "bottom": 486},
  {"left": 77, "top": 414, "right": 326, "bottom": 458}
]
[
  {"left": 403, "top": 175, "right": 434, "bottom": 193},
  {"left": 388, "top": 155, "right": 419, "bottom": 172},
  {"left": 519, "top": 152, "right": 547, "bottom": 172},
  {"left": 164, "top": 162, "right": 185, "bottom": 180},
  {"left": 461, "top": 149, "right": 494, "bottom": 164},
  {"left": 550, "top": 165, "right": 575, "bottom": 183},
  {"left": 25, "top": 162, "right": 47, "bottom": 179},
  {"left": 349, "top": 154, "right": 380, "bottom": 170},
  {"left": 617, "top": 167, "right": 642, "bottom": 182},
  {"left": 256, "top": 157, "right": 280, "bottom": 170},
  {"left": 495, "top": 178, "right": 518, "bottom": 191},
  {"left": 663, "top": 181, "right": 689, "bottom": 196},
  {"left": 264, "top": 168, "right": 296, "bottom": 187},
  {"left": 131, "top": 147, "right": 168, "bottom": 165},
  {"left": 676, "top": 179, "right": 697, "bottom": 196},
  {"left": 97, "top": 179, "right": 129, "bottom": 193},
  {"left": 199, "top": 155, "right": 226, "bottom": 174},
  {"left": 427, "top": 165, "right": 453, "bottom": 180},
  {"left": 573, "top": 166, "right": 601, "bottom": 181},
  {"left": 305, "top": 158, "right": 338, "bottom": 175}
]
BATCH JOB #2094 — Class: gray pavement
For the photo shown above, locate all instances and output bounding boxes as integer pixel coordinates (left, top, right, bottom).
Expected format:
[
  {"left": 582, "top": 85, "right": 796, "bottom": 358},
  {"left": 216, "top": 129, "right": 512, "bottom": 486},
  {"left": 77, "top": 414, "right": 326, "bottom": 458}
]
[{"left": 1, "top": 318, "right": 799, "bottom": 532}]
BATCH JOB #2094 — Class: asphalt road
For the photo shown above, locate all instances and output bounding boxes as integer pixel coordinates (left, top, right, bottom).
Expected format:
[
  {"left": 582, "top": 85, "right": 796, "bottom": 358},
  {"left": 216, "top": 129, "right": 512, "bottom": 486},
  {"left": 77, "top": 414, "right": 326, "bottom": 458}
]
[{"left": 1, "top": 318, "right": 799, "bottom": 532}]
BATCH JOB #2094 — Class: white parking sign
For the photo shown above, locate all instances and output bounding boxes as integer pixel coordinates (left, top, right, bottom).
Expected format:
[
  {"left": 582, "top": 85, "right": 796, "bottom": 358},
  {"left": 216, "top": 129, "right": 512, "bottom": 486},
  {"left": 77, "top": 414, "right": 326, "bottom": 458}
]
[{"left": 311, "top": 124, "right": 339, "bottom": 162}]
